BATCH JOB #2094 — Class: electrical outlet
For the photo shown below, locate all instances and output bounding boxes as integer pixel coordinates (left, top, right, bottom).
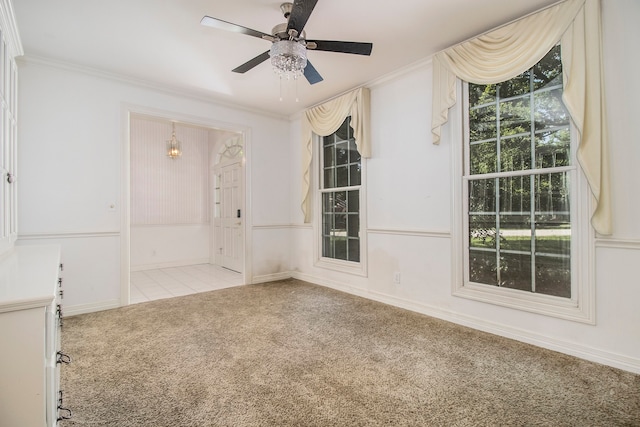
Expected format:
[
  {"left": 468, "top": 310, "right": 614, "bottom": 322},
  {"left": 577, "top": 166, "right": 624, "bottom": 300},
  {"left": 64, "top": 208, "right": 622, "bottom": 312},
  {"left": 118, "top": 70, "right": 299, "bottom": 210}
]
[{"left": 393, "top": 272, "right": 401, "bottom": 284}]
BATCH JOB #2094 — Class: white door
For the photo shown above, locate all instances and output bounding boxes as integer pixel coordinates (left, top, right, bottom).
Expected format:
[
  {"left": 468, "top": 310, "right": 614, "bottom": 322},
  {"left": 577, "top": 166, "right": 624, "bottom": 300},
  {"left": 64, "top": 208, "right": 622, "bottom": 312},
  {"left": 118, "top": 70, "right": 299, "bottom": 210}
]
[{"left": 216, "top": 161, "right": 243, "bottom": 273}]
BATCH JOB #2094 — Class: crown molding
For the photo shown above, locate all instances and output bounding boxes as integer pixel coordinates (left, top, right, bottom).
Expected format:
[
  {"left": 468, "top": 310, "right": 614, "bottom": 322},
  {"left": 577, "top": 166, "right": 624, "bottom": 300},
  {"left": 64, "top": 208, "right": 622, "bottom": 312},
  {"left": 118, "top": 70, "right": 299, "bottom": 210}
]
[
  {"left": 17, "top": 54, "right": 290, "bottom": 122},
  {"left": 287, "top": 55, "right": 433, "bottom": 121},
  {"left": 0, "top": 0, "right": 23, "bottom": 57}
]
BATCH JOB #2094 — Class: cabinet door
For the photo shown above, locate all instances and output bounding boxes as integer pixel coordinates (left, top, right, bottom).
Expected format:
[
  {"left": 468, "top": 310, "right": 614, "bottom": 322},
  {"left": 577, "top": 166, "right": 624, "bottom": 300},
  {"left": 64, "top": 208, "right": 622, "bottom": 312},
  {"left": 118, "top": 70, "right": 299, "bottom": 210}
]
[
  {"left": 0, "top": 37, "right": 17, "bottom": 256},
  {"left": 0, "top": 307, "right": 48, "bottom": 427}
]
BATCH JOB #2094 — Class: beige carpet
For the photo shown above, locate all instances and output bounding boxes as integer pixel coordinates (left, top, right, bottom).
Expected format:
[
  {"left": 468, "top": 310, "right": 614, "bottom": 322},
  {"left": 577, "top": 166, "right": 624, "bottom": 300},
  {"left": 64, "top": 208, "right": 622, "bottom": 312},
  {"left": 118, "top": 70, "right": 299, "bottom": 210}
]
[{"left": 60, "top": 279, "right": 640, "bottom": 426}]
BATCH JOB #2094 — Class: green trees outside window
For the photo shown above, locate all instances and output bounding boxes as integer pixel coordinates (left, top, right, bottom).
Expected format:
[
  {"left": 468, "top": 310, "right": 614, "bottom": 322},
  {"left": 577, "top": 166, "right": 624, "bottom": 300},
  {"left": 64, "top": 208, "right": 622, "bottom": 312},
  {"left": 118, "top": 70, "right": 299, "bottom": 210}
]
[{"left": 466, "top": 45, "right": 572, "bottom": 297}]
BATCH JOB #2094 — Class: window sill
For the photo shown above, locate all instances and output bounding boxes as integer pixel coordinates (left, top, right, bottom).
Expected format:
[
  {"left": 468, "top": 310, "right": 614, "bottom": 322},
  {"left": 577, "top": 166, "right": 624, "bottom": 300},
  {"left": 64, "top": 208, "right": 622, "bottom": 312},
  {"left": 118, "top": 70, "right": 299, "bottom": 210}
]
[
  {"left": 453, "top": 281, "right": 595, "bottom": 324},
  {"left": 314, "top": 257, "right": 368, "bottom": 277}
]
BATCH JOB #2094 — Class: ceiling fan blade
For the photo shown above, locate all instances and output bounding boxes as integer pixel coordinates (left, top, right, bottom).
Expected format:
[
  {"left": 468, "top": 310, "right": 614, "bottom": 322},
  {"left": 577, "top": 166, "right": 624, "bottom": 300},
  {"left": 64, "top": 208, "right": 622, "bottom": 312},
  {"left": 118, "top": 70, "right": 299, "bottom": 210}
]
[
  {"left": 287, "top": 0, "right": 318, "bottom": 35},
  {"left": 307, "top": 40, "right": 373, "bottom": 56},
  {"left": 303, "top": 60, "right": 323, "bottom": 85},
  {"left": 232, "top": 51, "right": 271, "bottom": 74},
  {"left": 201, "top": 16, "right": 272, "bottom": 40}
]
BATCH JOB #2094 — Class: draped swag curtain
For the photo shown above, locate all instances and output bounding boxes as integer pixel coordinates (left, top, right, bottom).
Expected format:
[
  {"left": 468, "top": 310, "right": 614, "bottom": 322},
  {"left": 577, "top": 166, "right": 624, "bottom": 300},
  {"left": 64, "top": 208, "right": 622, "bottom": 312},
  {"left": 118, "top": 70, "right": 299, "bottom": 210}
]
[
  {"left": 431, "top": 0, "right": 611, "bottom": 235},
  {"left": 301, "top": 87, "right": 371, "bottom": 223}
]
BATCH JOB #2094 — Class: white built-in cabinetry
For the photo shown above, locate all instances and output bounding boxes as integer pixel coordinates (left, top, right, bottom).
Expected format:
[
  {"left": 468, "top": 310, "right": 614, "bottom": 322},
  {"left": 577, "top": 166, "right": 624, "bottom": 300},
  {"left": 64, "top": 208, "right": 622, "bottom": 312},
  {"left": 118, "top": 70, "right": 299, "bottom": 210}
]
[
  {"left": 0, "top": 0, "right": 22, "bottom": 257},
  {"left": 0, "top": 245, "right": 70, "bottom": 426}
]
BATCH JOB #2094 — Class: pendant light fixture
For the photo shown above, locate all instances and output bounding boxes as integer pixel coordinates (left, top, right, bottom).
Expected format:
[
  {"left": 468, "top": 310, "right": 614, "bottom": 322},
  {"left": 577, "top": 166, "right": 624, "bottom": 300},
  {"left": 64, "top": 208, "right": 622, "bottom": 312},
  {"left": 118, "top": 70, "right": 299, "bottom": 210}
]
[{"left": 167, "top": 122, "right": 182, "bottom": 159}]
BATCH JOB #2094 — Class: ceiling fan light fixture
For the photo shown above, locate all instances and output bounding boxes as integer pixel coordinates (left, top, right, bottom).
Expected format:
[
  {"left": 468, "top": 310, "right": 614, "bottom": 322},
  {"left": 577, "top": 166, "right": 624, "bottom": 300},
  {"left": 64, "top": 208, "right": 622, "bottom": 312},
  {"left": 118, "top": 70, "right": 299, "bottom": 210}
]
[{"left": 269, "top": 40, "right": 307, "bottom": 80}]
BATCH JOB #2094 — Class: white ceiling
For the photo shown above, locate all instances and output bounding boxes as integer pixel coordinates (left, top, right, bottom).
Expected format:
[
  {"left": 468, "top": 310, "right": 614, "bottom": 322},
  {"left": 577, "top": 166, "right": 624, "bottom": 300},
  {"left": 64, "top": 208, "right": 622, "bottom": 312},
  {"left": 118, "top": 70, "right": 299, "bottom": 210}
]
[{"left": 12, "top": 0, "right": 559, "bottom": 117}]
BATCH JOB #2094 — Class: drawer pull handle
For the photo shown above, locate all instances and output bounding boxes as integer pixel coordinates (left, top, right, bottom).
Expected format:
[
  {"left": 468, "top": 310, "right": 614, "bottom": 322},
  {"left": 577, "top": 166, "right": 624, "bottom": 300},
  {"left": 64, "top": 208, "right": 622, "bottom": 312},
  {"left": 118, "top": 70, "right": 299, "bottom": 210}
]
[
  {"left": 57, "top": 351, "right": 72, "bottom": 365},
  {"left": 59, "top": 263, "right": 64, "bottom": 271},
  {"left": 56, "top": 304, "right": 64, "bottom": 327},
  {"left": 58, "top": 278, "right": 63, "bottom": 287},
  {"left": 6, "top": 172, "right": 14, "bottom": 184},
  {"left": 59, "top": 289, "right": 64, "bottom": 299},
  {"left": 57, "top": 406, "right": 73, "bottom": 421}
]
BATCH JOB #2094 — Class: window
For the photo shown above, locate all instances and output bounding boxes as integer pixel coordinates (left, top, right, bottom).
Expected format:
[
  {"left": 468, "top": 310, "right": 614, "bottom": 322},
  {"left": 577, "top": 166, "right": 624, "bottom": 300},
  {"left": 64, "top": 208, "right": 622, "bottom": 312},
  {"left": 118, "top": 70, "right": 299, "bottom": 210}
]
[
  {"left": 316, "top": 116, "right": 365, "bottom": 273},
  {"left": 457, "top": 45, "right": 594, "bottom": 322}
]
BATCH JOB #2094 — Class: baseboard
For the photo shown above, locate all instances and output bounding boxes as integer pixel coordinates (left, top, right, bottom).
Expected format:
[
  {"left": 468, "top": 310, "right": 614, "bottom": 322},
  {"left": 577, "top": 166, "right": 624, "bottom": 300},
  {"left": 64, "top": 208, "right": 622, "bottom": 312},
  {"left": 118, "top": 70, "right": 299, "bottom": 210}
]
[
  {"left": 251, "top": 272, "right": 292, "bottom": 284},
  {"left": 64, "top": 299, "right": 121, "bottom": 317},
  {"left": 290, "top": 271, "right": 640, "bottom": 375},
  {"left": 131, "top": 258, "right": 209, "bottom": 272}
]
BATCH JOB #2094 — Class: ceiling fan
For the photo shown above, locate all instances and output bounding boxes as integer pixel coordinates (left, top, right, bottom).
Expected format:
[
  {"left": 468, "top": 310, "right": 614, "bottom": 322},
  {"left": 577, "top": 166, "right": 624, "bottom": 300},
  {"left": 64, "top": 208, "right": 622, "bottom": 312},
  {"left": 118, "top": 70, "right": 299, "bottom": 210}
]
[{"left": 200, "top": 0, "right": 373, "bottom": 85}]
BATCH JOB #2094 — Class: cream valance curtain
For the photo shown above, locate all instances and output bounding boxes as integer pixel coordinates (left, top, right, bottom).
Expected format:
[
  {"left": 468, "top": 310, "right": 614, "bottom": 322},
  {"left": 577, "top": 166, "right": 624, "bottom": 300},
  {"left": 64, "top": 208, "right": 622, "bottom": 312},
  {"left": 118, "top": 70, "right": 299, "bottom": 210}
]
[
  {"left": 301, "top": 87, "right": 371, "bottom": 222},
  {"left": 431, "top": 0, "right": 611, "bottom": 235}
]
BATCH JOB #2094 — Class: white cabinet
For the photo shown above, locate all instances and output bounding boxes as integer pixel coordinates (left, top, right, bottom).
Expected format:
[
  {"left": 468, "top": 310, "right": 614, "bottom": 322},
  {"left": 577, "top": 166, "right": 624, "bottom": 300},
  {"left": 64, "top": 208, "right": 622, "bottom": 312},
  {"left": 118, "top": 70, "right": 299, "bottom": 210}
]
[
  {"left": 0, "top": 23, "right": 19, "bottom": 256},
  {"left": 0, "top": 2, "right": 22, "bottom": 257},
  {"left": 0, "top": 245, "right": 68, "bottom": 426}
]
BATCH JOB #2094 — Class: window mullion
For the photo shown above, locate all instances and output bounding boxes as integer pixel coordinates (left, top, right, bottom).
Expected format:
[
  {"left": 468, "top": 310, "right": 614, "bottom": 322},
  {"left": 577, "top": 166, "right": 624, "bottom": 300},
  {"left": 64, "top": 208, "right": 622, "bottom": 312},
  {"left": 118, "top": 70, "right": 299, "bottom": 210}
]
[
  {"left": 495, "top": 88, "right": 501, "bottom": 286},
  {"left": 530, "top": 69, "right": 537, "bottom": 293}
]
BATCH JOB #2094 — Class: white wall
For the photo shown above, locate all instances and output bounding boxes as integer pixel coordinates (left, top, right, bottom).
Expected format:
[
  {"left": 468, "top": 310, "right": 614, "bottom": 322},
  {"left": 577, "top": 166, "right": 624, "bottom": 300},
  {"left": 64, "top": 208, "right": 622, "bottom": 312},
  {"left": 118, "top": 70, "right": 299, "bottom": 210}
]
[
  {"left": 289, "top": 0, "right": 640, "bottom": 373},
  {"left": 130, "top": 225, "right": 210, "bottom": 271},
  {"left": 129, "top": 116, "right": 212, "bottom": 270},
  {"left": 17, "top": 59, "right": 291, "bottom": 314}
]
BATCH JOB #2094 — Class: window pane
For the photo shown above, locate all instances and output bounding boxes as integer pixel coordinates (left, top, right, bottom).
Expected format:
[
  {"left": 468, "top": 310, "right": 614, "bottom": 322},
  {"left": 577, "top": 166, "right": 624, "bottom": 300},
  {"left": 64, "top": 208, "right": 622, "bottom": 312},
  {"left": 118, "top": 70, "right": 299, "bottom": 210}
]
[
  {"left": 323, "top": 192, "right": 332, "bottom": 213},
  {"left": 499, "top": 70, "right": 531, "bottom": 98},
  {"left": 469, "top": 84, "right": 497, "bottom": 107},
  {"left": 322, "top": 236, "right": 333, "bottom": 258},
  {"left": 348, "top": 190, "right": 359, "bottom": 212},
  {"left": 499, "top": 215, "right": 531, "bottom": 252},
  {"left": 336, "top": 166, "right": 349, "bottom": 188},
  {"left": 336, "top": 117, "right": 351, "bottom": 140},
  {"left": 469, "top": 250, "right": 498, "bottom": 286},
  {"left": 324, "top": 145, "right": 335, "bottom": 168},
  {"left": 534, "top": 88, "right": 569, "bottom": 130},
  {"left": 499, "top": 97, "right": 530, "bottom": 136},
  {"left": 535, "top": 221, "right": 570, "bottom": 256},
  {"left": 500, "top": 253, "right": 532, "bottom": 291},
  {"left": 469, "top": 179, "right": 496, "bottom": 213},
  {"left": 499, "top": 175, "right": 531, "bottom": 214},
  {"left": 347, "top": 214, "right": 359, "bottom": 238},
  {"left": 470, "top": 215, "right": 497, "bottom": 249},
  {"left": 534, "top": 172, "right": 570, "bottom": 214},
  {"left": 469, "top": 105, "right": 497, "bottom": 142},
  {"left": 336, "top": 141, "right": 349, "bottom": 165},
  {"left": 334, "top": 191, "right": 347, "bottom": 212},
  {"left": 500, "top": 137, "right": 531, "bottom": 172},
  {"left": 470, "top": 141, "right": 497, "bottom": 175},
  {"left": 348, "top": 238, "right": 360, "bottom": 262},
  {"left": 324, "top": 168, "right": 334, "bottom": 189},
  {"left": 323, "top": 214, "right": 332, "bottom": 236},
  {"left": 349, "top": 140, "right": 361, "bottom": 162},
  {"left": 350, "top": 164, "right": 361, "bottom": 185},
  {"left": 534, "top": 45, "right": 562, "bottom": 90},
  {"left": 535, "top": 255, "right": 570, "bottom": 298},
  {"left": 536, "top": 128, "right": 570, "bottom": 169},
  {"left": 334, "top": 214, "right": 346, "bottom": 235},
  {"left": 334, "top": 239, "right": 347, "bottom": 261},
  {"left": 323, "top": 134, "right": 334, "bottom": 146}
]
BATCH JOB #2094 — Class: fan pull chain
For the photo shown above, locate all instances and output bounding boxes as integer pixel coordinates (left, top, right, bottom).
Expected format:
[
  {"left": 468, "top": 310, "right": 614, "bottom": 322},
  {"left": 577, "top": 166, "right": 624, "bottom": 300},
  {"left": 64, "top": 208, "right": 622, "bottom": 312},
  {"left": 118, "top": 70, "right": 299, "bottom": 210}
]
[
  {"left": 279, "top": 77, "right": 283, "bottom": 102},
  {"left": 295, "top": 77, "right": 299, "bottom": 103}
]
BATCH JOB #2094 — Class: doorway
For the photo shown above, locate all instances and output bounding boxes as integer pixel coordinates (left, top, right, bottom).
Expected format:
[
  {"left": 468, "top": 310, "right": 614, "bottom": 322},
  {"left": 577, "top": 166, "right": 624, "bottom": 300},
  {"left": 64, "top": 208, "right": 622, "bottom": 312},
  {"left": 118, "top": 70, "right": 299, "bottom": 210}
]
[
  {"left": 211, "top": 136, "right": 245, "bottom": 273},
  {"left": 124, "top": 110, "right": 249, "bottom": 305}
]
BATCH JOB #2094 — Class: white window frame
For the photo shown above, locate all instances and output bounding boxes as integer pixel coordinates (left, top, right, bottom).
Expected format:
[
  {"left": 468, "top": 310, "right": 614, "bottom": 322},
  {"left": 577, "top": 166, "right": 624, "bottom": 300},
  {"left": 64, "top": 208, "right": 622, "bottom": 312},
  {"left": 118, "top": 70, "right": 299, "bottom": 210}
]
[
  {"left": 313, "top": 120, "right": 368, "bottom": 277},
  {"left": 450, "top": 76, "right": 595, "bottom": 324}
]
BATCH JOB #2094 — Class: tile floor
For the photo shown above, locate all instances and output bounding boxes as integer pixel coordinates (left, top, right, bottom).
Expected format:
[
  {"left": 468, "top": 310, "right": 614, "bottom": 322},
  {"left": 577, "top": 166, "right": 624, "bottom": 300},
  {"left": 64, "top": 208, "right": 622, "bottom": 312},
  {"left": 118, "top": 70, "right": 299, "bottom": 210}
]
[{"left": 130, "top": 264, "right": 244, "bottom": 304}]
